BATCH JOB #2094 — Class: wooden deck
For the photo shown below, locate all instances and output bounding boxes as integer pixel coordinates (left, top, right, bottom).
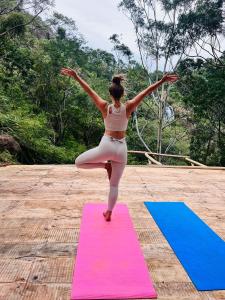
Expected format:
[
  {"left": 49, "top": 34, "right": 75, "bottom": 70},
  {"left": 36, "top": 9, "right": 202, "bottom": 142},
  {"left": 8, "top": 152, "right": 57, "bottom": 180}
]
[{"left": 0, "top": 164, "right": 225, "bottom": 300}]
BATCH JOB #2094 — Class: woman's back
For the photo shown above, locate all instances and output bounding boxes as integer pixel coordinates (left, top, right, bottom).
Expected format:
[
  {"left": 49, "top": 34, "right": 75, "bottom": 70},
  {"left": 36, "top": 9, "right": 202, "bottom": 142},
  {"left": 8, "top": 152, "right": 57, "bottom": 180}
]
[{"left": 104, "top": 103, "right": 128, "bottom": 132}]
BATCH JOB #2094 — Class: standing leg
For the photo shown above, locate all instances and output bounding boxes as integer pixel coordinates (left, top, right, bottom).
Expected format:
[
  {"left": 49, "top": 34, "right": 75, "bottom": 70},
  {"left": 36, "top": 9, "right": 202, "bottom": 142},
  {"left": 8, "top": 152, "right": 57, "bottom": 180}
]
[{"left": 103, "top": 161, "right": 126, "bottom": 221}]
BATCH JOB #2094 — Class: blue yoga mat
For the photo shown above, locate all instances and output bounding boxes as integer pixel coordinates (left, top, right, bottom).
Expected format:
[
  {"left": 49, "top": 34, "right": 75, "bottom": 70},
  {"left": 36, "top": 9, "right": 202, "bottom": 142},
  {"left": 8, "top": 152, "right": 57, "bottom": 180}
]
[{"left": 144, "top": 202, "right": 225, "bottom": 291}]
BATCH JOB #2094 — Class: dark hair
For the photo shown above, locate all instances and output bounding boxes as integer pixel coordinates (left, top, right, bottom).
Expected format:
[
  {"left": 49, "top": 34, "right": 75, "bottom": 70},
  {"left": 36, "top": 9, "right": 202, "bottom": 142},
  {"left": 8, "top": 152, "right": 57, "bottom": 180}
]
[{"left": 109, "top": 74, "right": 125, "bottom": 101}]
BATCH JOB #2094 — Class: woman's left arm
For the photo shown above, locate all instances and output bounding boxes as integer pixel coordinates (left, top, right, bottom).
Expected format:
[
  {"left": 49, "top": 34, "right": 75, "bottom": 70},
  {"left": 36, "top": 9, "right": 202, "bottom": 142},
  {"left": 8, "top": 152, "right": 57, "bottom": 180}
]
[{"left": 60, "top": 67, "right": 107, "bottom": 113}]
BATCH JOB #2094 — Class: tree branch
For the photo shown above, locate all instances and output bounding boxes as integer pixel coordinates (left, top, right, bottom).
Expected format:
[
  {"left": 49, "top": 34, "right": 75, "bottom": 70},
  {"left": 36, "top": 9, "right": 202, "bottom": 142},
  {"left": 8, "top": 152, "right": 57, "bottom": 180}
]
[
  {"left": 0, "top": 0, "right": 24, "bottom": 16},
  {"left": 0, "top": 8, "right": 44, "bottom": 37}
]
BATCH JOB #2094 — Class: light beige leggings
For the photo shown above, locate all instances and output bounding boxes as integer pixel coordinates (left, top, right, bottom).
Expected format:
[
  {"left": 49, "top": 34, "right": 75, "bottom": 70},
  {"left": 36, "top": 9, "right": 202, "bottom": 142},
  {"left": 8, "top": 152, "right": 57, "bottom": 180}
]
[{"left": 75, "top": 135, "right": 127, "bottom": 211}]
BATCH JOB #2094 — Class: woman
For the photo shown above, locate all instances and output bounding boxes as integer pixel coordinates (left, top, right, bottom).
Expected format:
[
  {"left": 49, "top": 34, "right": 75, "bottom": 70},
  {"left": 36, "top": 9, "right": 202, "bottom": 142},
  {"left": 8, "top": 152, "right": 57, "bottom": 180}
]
[{"left": 60, "top": 67, "right": 178, "bottom": 221}]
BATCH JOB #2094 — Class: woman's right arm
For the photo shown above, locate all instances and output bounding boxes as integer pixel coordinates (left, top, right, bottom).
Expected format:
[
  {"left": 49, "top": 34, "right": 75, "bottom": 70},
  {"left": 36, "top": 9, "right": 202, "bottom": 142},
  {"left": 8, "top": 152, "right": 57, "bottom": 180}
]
[
  {"left": 60, "top": 67, "right": 107, "bottom": 114},
  {"left": 126, "top": 74, "right": 178, "bottom": 116}
]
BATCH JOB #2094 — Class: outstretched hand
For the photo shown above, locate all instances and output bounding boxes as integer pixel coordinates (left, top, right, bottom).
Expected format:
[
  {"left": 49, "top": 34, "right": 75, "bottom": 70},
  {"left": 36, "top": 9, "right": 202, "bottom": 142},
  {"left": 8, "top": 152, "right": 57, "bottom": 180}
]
[
  {"left": 162, "top": 73, "right": 179, "bottom": 83},
  {"left": 60, "top": 67, "right": 78, "bottom": 79}
]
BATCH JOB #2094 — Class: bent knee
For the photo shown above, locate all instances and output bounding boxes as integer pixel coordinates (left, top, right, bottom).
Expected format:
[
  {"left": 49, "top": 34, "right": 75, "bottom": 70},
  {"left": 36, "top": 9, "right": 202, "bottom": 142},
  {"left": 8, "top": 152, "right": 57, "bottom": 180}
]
[{"left": 75, "top": 156, "right": 82, "bottom": 167}]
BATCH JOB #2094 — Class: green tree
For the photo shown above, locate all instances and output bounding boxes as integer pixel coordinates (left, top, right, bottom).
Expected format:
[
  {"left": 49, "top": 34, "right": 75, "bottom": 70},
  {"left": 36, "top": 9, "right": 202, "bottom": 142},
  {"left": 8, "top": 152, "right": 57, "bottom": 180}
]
[{"left": 177, "top": 56, "right": 225, "bottom": 165}]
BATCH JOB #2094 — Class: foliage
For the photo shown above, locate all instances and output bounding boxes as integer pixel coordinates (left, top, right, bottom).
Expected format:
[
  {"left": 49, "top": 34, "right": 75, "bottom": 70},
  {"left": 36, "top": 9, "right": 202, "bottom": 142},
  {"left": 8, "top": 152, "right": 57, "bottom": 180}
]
[
  {"left": 177, "top": 57, "right": 225, "bottom": 165},
  {"left": 0, "top": 2, "right": 225, "bottom": 166}
]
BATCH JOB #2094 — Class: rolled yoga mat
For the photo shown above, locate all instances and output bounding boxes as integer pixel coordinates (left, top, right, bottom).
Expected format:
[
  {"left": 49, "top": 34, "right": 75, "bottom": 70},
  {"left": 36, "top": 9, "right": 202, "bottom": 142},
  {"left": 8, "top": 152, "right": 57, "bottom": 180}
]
[
  {"left": 144, "top": 202, "right": 225, "bottom": 291},
  {"left": 71, "top": 203, "right": 157, "bottom": 299}
]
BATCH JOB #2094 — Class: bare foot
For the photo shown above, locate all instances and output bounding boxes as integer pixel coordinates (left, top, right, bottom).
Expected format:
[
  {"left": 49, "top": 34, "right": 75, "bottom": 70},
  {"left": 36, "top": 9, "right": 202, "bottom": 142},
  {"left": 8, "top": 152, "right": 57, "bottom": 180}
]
[
  {"left": 105, "top": 161, "right": 112, "bottom": 180},
  {"left": 103, "top": 210, "right": 112, "bottom": 222}
]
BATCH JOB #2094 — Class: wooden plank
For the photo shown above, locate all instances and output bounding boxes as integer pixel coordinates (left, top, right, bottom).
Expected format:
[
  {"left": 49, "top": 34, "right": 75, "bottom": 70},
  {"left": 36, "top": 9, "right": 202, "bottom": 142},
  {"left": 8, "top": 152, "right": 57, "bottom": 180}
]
[
  {"left": 0, "top": 282, "right": 26, "bottom": 299},
  {"left": 0, "top": 259, "right": 32, "bottom": 282},
  {"left": 136, "top": 229, "right": 166, "bottom": 244},
  {"left": 154, "top": 282, "right": 209, "bottom": 299},
  {"left": 147, "top": 257, "right": 192, "bottom": 282},
  {"left": 28, "top": 258, "right": 74, "bottom": 283},
  {"left": 0, "top": 242, "right": 76, "bottom": 258},
  {"left": 22, "top": 283, "right": 71, "bottom": 300}
]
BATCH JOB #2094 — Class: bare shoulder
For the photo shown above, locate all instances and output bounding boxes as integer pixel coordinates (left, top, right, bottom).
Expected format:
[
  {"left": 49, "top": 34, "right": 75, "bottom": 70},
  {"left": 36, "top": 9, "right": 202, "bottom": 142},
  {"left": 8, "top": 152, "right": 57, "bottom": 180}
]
[
  {"left": 101, "top": 101, "right": 109, "bottom": 118},
  {"left": 98, "top": 97, "right": 108, "bottom": 106},
  {"left": 125, "top": 99, "right": 135, "bottom": 110},
  {"left": 125, "top": 100, "right": 133, "bottom": 118},
  {"left": 125, "top": 100, "right": 132, "bottom": 108}
]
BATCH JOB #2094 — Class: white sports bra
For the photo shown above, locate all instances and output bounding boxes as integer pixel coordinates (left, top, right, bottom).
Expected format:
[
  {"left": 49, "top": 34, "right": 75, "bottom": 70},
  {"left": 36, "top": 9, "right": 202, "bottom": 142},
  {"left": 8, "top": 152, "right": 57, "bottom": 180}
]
[{"left": 104, "top": 103, "right": 129, "bottom": 131}]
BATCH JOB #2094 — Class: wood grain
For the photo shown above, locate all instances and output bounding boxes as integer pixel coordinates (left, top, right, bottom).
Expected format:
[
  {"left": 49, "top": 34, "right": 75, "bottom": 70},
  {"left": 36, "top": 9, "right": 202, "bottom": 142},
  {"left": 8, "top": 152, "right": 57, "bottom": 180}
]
[{"left": 0, "top": 164, "right": 224, "bottom": 299}]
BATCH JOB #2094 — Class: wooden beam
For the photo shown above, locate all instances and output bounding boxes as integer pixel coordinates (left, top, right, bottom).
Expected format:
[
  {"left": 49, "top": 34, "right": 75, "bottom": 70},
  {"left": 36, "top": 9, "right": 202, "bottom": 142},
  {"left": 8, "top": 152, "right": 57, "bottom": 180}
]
[
  {"left": 128, "top": 150, "right": 207, "bottom": 167},
  {"left": 134, "top": 165, "right": 225, "bottom": 170},
  {"left": 128, "top": 150, "right": 188, "bottom": 159},
  {"left": 184, "top": 157, "right": 207, "bottom": 167},
  {"left": 145, "top": 153, "right": 162, "bottom": 165}
]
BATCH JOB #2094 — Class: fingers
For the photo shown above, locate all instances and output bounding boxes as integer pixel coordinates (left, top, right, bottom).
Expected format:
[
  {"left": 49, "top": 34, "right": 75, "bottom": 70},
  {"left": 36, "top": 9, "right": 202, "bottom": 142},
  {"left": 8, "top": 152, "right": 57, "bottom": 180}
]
[
  {"left": 60, "top": 68, "right": 68, "bottom": 75},
  {"left": 62, "top": 67, "right": 75, "bottom": 73},
  {"left": 61, "top": 67, "right": 68, "bottom": 72},
  {"left": 163, "top": 73, "right": 178, "bottom": 82},
  {"left": 60, "top": 67, "right": 77, "bottom": 79},
  {"left": 60, "top": 70, "right": 69, "bottom": 75},
  {"left": 168, "top": 75, "right": 178, "bottom": 79},
  {"left": 167, "top": 74, "right": 179, "bottom": 82},
  {"left": 60, "top": 67, "right": 74, "bottom": 77}
]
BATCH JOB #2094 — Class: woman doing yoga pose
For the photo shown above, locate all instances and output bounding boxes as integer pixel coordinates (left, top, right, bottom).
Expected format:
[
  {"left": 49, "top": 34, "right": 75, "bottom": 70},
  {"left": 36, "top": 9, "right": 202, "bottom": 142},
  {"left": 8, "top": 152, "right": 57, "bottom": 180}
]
[{"left": 60, "top": 67, "right": 178, "bottom": 221}]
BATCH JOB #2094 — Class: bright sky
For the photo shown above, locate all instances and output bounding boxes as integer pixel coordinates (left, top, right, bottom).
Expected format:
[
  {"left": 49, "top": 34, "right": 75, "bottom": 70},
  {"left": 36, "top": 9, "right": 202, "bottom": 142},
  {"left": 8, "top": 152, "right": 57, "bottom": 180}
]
[
  {"left": 53, "top": 0, "right": 139, "bottom": 59},
  {"left": 52, "top": 0, "right": 225, "bottom": 71}
]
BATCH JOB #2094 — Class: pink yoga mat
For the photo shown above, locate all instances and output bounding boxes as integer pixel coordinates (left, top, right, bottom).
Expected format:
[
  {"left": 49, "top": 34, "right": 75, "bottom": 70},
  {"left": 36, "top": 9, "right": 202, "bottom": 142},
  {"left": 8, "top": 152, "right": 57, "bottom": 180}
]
[{"left": 71, "top": 203, "right": 157, "bottom": 299}]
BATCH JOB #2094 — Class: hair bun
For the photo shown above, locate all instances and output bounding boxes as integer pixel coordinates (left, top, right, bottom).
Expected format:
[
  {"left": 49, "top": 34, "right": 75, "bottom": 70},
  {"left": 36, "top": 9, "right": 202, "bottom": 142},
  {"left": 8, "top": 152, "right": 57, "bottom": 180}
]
[{"left": 112, "top": 74, "right": 124, "bottom": 85}]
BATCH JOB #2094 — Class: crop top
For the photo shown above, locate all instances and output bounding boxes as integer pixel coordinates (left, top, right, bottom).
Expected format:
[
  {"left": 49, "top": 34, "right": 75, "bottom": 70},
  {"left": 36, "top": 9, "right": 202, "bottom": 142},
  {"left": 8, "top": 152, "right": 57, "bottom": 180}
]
[{"left": 103, "top": 103, "right": 129, "bottom": 131}]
